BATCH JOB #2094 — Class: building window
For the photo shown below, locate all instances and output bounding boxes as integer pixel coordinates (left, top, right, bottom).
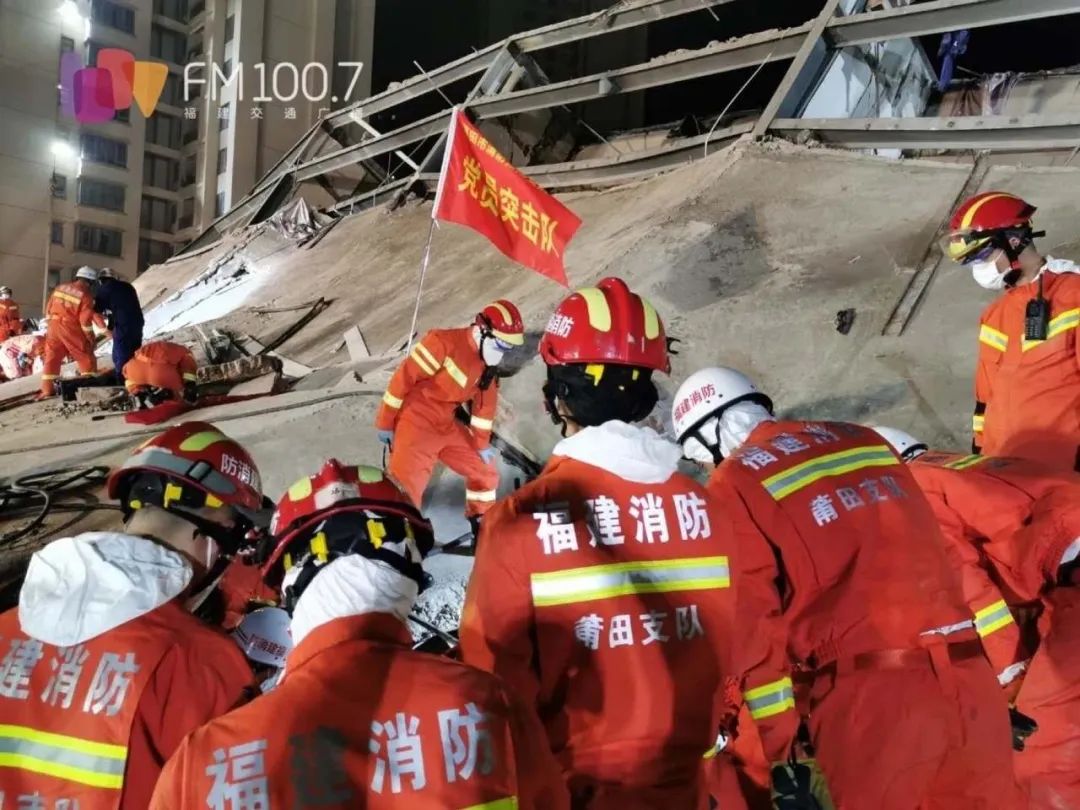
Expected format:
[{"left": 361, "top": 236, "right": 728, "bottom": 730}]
[
  {"left": 51, "top": 222, "right": 64, "bottom": 245},
  {"left": 222, "top": 59, "right": 233, "bottom": 82},
  {"left": 150, "top": 25, "right": 186, "bottom": 64},
  {"left": 161, "top": 74, "right": 181, "bottom": 107},
  {"left": 78, "top": 178, "right": 126, "bottom": 212},
  {"left": 182, "top": 116, "right": 199, "bottom": 145},
  {"left": 80, "top": 133, "right": 128, "bottom": 168},
  {"left": 153, "top": 0, "right": 187, "bottom": 22},
  {"left": 75, "top": 223, "right": 123, "bottom": 257},
  {"left": 140, "top": 195, "right": 176, "bottom": 233},
  {"left": 146, "top": 113, "right": 181, "bottom": 149},
  {"left": 139, "top": 238, "right": 174, "bottom": 271},
  {"left": 180, "top": 154, "right": 197, "bottom": 186},
  {"left": 179, "top": 197, "right": 195, "bottom": 229},
  {"left": 60, "top": 36, "right": 75, "bottom": 53},
  {"left": 224, "top": 14, "right": 235, "bottom": 44},
  {"left": 143, "top": 154, "right": 178, "bottom": 190},
  {"left": 47, "top": 268, "right": 62, "bottom": 292},
  {"left": 216, "top": 148, "right": 227, "bottom": 175},
  {"left": 91, "top": 0, "right": 135, "bottom": 35},
  {"left": 51, "top": 174, "right": 67, "bottom": 199},
  {"left": 218, "top": 103, "right": 230, "bottom": 131},
  {"left": 114, "top": 107, "right": 130, "bottom": 124},
  {"left": 215, "top": 191, "right": 226, "bottom": 218}
]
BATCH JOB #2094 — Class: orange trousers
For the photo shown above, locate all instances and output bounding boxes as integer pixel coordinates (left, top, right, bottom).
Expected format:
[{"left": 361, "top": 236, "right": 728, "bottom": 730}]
[
  {"left": 388, "top": 412, "right": 499, "bottom": 518},
  {"left": 807, "top": 653, "right": 1025, "bottom": 809},
  {"left": 707, "top": 703, "right": 771, "bottom": 810},
  {"left": 40, "top": 324, "right": 96, "bottom": 395},
  {"left": 1015, "top": 588, "right": 1080, "bottom": 809},
  {"left": 123, "top": 356, "right": 184, "bottom": 397}
]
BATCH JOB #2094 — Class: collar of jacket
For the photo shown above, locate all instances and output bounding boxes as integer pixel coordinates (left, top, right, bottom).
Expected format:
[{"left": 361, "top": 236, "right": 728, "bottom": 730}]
[
  {"left": 550, "top": 420, "right": 682, "bottom": 484},
  {"left": 283, "top": 613, "right": 413, "bottom": 677}
]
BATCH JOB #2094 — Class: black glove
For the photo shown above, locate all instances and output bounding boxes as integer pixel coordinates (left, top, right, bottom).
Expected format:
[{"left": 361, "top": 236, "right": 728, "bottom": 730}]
[
  {"left": 771, "top": 761, "right": 828, "bottom": 810},
  {"left": 1010, "top": 707, "right": 1038, "bottom": 752},
  {"left": 182, "top": 380, "right": 198, "bottom": 404}
]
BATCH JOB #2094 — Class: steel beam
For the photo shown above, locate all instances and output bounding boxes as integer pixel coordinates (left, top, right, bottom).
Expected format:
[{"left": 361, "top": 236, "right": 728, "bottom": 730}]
[
  {"left": 515, "top": 0, "right": 738, "bottom": 53},
  {"left": 753, "top": 0, "right": 843, "bottom": 137},
  {"left": 828, "top": 0, "right": 1080, "bottom": 47},
  {"left": 293, "top": 111, "right": 452, "bottom": 182},
  {"left": 771, "top": 114, "right": 1080, "bottom": 150},
  {"left": 471, "top": 26, "right": 809, "bottom": 120}
]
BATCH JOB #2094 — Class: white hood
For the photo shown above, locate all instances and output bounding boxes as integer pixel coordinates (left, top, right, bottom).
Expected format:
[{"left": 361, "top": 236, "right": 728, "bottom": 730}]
[
  {"left": 290, "top": 555, "right": 417, "bottom": 648},
  {"left": 19, "top": 532, "right": 192, "bottom": 647},
  {"left": 552, "top": 420, "right": 682, "bottom": 484}
]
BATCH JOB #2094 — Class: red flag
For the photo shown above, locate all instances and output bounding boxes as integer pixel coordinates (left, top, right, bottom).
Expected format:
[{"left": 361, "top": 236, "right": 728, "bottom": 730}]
[{"left": 432, "top": 109, "right": 581, "bottom": 287}]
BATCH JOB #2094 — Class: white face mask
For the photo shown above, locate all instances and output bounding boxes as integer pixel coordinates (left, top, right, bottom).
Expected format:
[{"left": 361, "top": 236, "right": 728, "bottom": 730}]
[
  {"left": 481, "top": 339, "right": 506, "bottom": 367},
  {"left": 971, "top": 252, "right": 1007, "bottom": 290}
]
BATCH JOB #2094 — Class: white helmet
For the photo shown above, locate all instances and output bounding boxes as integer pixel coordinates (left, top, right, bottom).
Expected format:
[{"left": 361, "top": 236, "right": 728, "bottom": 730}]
[
  {"left": 869, "top": 425, "right": 928, "bottom": 462},
  {"left": 75, "top": 266, "right": 99, "bottom": 282},
  {"left": 231, "top": 607, "right": 293, "bottom": 667},
  {"left": 98, "top": 267, "right": 115, "bottom": 280},
  {"left": 672, "top": 367, "right": 773, "bottom": 464},
  {"left": 0, "top": 286, "right": 11, "bottom": 298}
]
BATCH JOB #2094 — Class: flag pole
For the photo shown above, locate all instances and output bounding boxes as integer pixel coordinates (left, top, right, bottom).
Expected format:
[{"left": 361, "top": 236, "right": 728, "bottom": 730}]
[{"left": 406, "top": 108, "right": 460, "bottom": 354}]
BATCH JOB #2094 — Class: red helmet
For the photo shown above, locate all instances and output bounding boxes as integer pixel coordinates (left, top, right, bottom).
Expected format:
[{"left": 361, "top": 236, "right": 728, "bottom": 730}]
[
  {"left": 476, "top": 299, "right": 524, "bottom": 346},
  {"left": 943, "top": 192, "right": 1037, "bottom": 264},
  {"left": 263, "top": 460, "right": 434, "bottom": 599},
  {"left": 107, "top": 421, "right": 263, "bottom": 515},
  {"left": 539, "top": 277, "right": 669, "bottom": 373}
]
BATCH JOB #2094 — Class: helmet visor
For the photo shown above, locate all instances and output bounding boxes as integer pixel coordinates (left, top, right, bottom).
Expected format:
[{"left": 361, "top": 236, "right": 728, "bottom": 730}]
[{"left": 940, "top": 228, "right": 998, "bottom": 265}]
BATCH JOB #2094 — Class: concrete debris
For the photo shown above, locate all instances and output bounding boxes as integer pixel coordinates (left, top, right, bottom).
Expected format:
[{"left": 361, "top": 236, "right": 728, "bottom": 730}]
[
  {"left": 228, "top": 372, "right": 285, "bottom": 397},
  {"left": 198, "top": 355, "right": 283, "bottom": 386},
  {"left": 74, "top": 387, "right": 126, "bottom": 406},
  {"left": 343, "top": 326, "right": 371, "bottom": 361},
  {"left": 233, "top": 335, "right": 314, "bottom": 379}
]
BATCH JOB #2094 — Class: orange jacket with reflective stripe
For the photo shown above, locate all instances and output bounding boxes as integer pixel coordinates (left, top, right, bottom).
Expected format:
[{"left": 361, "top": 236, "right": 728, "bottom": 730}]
[
  {"left": 151, "top": 613, "right": 569, "bottom": 810},
  {"left": 459, "top": 451, "right": 738, "bottom": 795},
  {"left": 375, "top": 327, "right": 498, "bottom": 446},
  {"left": 0, "top": 300, "right": 21, "bottom": 340},
  {"left": 974, "top": 271, "right": 1080, "bottom": 471},
  {"left": 709, "top": 421, "right": 970, "bottom": 761},
  {"left": 907, "top": 452, "right": 1074, "bottom": 682},
  {"left": 0, "top": 600, "right": 252, "bottom": 810},
  {"left": 46, "top": 281, "right": 97, "bottom": 340},
  {"left": 123, "top": 341, "right": 197, "bottom": 395}
]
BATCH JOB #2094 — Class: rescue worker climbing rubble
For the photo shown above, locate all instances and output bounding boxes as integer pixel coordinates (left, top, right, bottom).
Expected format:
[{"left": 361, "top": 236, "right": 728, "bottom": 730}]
[
  {"left": 0, "top": 421, "right": 260, "bottom": 809},
  {"left": 874, "top": 426, "right": 1080, "bottom": 809},
  {"left": 672, "top": 367, "right": 1024, "bottom": 810},
  {"left": 38, "top": 266, "right": 100, "bottom": 399},
  {"left": 375, "top": 299, "right": 524, "bottom": 531},
  {"left": 151, "top": 459, "right": 568, "bottom": 809},
  {"left": 459, "top": 278, "right": 740, "bottom": 809},
  {"left": 0, "top": 286, "right": 22, "bottom": 341},
  {"left": 943, "top": 191, "right": 1080, "bottom": 470},
  {"left": 123, "top": 339, "right": 199, "bottom": 408}
]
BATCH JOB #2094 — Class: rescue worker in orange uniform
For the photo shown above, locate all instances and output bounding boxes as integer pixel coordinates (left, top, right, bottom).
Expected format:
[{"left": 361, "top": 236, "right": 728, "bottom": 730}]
[
  {"left": 152, "top": 459, "right": 568, "bottom": 809},
  {"left": 0, "top": 286, "right": 22, "bottom": 341},
  {"left": 943, "top": 191, "right": 1080, "bottom": 471},
  {"left": 39, "top": 266, "right": 100, "bottom": 398},
  {"left": 375, "top": 300, "right": 524, "bottom": 531},
  {"left": 672, "top": 367, "right": 1023, "bottom": 810},
  {"left": 0, "top": 421, "right": 260, "bottom": 809},
  {"left": 874, "top": 426, "right": 1080, "bottom": 809},
  {"left": 123, "top": 339, "right": 199, "bottom": 408},
  {"left": 459, "top": 278, "right": 741, "bottom": 809}
]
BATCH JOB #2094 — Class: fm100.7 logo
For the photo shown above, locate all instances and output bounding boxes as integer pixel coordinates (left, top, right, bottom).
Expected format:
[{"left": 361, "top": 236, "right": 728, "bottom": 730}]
[
  {"left": 183, "top": 61, "right": 366, "bottom": 105},
  {"left": 61, "top": 49, "right": 168, "bottom": 122}
]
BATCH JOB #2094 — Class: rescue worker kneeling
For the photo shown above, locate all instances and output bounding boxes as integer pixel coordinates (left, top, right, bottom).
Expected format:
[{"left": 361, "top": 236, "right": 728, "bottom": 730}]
[
  {"left": 459, "top": 278, "right": 740, "bottom": 809},
  {"left": 151, "top": 460, "right": 568, "bottom": 809},
  {"left": 672, "top": 368, "right": 1024, "bottom": 810},
  {"left": 0, "top": 421, "right": 260, "bottom": 809},
  {"left": 123, "top": 340, "right": 198, "bottom": 409}
]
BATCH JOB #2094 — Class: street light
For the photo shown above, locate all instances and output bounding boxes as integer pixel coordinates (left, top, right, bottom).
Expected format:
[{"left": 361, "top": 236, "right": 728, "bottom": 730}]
[
  {"left": 57, "top": 1, "right": 82, "bottom": 26},
  {"left": 50, "top": 140, "right": 75, "bottom": 160}
]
